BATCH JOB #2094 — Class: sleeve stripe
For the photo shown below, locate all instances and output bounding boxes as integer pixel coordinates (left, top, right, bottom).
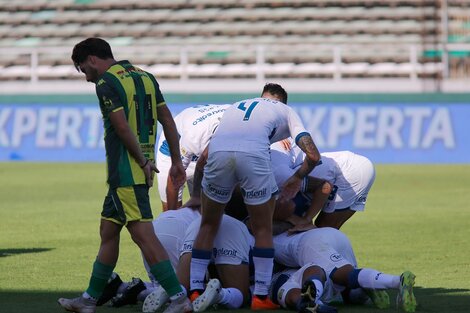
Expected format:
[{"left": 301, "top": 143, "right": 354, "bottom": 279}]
[
  {"left": 112, "top": 107, "right": 124, "bottom": 113},
  {"left": 156, "top": 101, "right": 166, "bottom": 107},
  {"left": 295, "top": 132, "right": 310, "bottom": 145}
]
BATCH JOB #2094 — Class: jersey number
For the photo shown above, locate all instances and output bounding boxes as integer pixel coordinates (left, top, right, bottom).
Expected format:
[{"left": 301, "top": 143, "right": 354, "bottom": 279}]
[
  {"left": 237, "top": 101, "right": 259, "bottom": 121},
  {"left": 134, "top": 94, "right": 155, "bottom": 136}
]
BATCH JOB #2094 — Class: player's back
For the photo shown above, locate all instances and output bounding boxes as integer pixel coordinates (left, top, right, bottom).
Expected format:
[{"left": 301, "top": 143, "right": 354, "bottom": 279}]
[
  {"left": 178, "top": 104, "right": 229, "bottom": 156},
  {"left": 210, "top": 98, "right": 304, "bottom": 154}
]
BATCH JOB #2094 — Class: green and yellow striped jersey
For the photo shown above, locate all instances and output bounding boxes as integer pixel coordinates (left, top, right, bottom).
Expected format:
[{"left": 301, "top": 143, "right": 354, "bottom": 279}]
[{"left": 95, "top": 60, "right": 165, "bottom": 188}]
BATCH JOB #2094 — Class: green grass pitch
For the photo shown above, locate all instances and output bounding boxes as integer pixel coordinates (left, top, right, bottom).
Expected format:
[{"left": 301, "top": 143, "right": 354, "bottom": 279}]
[{"left": 0, "top": 163, "right": 469, "bottom": 313}]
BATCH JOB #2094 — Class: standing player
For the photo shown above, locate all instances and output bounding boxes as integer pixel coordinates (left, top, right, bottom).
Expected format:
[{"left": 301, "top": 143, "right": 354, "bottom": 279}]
[
  {"left": 271, "top": 226, "right": 417, "bottom": 312},
  {"left": 156, "top": 104, "right": 229, "bottom": 210},
  {"left": 58, "top": 38, "right": 190, "bottom": 313},
  {"left": 189, "top": 83, "right": 321, "bottom": 309}
]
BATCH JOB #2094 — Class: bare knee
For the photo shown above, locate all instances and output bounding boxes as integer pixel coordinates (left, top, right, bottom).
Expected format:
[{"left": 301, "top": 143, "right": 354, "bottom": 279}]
[{"left": 322, "top": 181, "right": 333, "bottom": 195}]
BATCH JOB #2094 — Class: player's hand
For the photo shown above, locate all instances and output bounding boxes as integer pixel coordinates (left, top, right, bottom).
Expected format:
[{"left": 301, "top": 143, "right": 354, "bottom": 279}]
[
  {"left": 280, "top": 138, "right": 292, "bottom": 151},
  {"left": 280, "top": 175, "right": 302, "bottom": 201},
  {"left": 169, "top": 163, "right": 186, "bottom": 190},
  {"left": 142, "top": 159, "right": 158, "bottom": 187},
  {"left": 287, "top": 221, "right": 316, "bottom": 235}
]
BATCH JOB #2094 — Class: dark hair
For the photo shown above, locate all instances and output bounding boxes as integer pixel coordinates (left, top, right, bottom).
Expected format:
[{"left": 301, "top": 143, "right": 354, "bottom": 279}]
[
  {"left": 71, "top": 37, "right": 114, "bottom": 70},
  {"left": 261, "top": 83, "right": 288, "bottom": 104}
]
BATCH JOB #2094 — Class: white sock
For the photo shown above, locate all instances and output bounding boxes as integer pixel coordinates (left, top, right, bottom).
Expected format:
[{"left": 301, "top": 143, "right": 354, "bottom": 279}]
[
  {"left": 312, "top": 279, "right": 324, "bottom": 302},
  {"left": 190, "top": 250, "right": 211, "bottom": 291},
  {"left": 358, "top": 268, "right": 400, "bottom": 289},
  {"left": 252, "top": 255, "right": 274, "bottom": 295},
  {"left": 82, "top": 292, "right": 96, "bottom": 301},
  {"left": 218, "top": 287, "right": 244, "bottom": 309}
]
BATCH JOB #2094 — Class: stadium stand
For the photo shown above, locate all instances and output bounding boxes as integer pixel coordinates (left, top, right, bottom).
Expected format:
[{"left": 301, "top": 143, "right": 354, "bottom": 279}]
[{"left": 0, "top": 0, "right": 468, "bottom": 84}]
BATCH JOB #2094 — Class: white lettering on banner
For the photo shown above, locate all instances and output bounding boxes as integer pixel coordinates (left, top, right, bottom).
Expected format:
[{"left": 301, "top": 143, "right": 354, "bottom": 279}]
[
  {"left": 1, "top": 107, "right": 103, "bottom": 148},
  {"left": 36, "top": 107, "right": 59, "bottom": 148},
  {"left": 0, "top": 108, "right": 11, "bottom": 146},
  {"left": 12, "top": 108, "right": 37, "bottom": 147},
  {"left": 295, "top": 106, "right": 455, "bottom": 149},
  {"left": 376, "top": 107, "right": 404, "bottom": 148},
  {"left": 297, "top": 107, "right": 326, "bottom": 146},
  {"left": 422, "top": 108, "right": 455, "bottom": 148},
  {"left": 83, "top": 108, "right": 102, "bottom": 148},
  {"left": 328, "top": 107, "right": 354, "bottom": 147},
  {"left": 354, "top": 107, "right": 377, "bottom": 148},
  {"left": 57, "top": 108, "right": 82, "bottom": 148},
  {"left": 404, "top": 107, "right": 431, "bottom": 148}
]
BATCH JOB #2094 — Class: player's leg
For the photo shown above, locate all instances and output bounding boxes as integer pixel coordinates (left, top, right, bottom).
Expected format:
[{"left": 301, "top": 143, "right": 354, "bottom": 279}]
[
  {"left": 189, "top": 193, "right": 225, "bottom": 296},
  {"left": 190, "top": 151, "right": 235, "bottom": 298},
  {"left": 215, "top": 264, "right": 250, "bottom": 308},
  {"left": 58, "top": 189, "right": 124, "bottom": 312},
  {"left": 314, "top": 209, "right": 356, "bottom": 229},
  {"left": 246, "top": 197, "right": 280, "bottom": 309},
  {"left": 121, "top": 185, "right": 189, "bottom": 312},
  {"left": 156, "top": 151, "right": 172, "bottom": 211},
  {"left": 330, "top": 264, "right": 417, "bottom": 310}
]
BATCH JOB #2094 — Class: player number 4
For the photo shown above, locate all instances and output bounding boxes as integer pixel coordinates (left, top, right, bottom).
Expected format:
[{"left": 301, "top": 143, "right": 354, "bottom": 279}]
[{"left": 237, "top": 101, "right": 259, "bottom": 121}]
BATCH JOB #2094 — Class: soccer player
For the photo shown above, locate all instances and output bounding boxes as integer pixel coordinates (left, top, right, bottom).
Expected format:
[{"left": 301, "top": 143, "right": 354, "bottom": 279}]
[
  {"left": 156, "top": 104, "right": 229, "bottom": 210},
  {"left": 188, "top": 83, "right": 321, "bottom": 309},
  {"left": 58, "top": 38, "right": 190, "bottom": 313},
  {"left": 271, "top": 143, "right": 375, "bottom": 229},
  {"left": 271, "top": 226, "right": 417, "bottom": 312},
  {"left": 143, "top": 214, "right": 253, "bottom": 312},
  {"left": 97, "top": 206, "right": 201, "bottom": 308}
]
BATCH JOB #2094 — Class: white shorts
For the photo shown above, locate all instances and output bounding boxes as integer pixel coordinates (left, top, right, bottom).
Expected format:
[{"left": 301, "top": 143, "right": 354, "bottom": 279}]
[
  {"left": 276, "top": 263, "right": 337, "bottom": 306},
  {"left": 156, "top": 150, "right": 196, "bottom": 203},
  {"left": 323, "top": 153, "right": 375, "bottom": 213},
  {"left": 274, "top": 228, "right": 356, "bottom": 274},
  {"left": 181, "top": 215, "right": 254, "bottom": 265},
  {"left": 143, "top": 208, "right": 201, "bottom": 282},
  {"left": 202, "top": 151, "right": 279, "bottom": 205}
]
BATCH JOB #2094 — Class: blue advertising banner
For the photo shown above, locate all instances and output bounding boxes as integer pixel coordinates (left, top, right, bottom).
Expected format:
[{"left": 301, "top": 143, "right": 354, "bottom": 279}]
[{"left": 0, "top": 102, "right": 468, "bottom": 163}]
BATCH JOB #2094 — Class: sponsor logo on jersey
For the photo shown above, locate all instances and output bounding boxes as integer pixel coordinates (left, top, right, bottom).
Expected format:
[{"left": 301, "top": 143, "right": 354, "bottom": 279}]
[
  {"left": 213, "top": 247, "right": 238, "bottom": 258},
  {"left": 330, "top": 253, "right": 343, "bottom": 262}
]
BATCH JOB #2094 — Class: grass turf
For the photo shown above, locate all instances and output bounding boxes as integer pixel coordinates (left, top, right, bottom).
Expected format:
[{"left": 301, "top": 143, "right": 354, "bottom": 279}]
[{"left": 0, "top": 163, "right": 469, "bottom": 313}]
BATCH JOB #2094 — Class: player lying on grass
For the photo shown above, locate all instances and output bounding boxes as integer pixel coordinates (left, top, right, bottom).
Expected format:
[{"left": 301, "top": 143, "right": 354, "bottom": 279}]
[
  {"left": 143, "top": 213, "right": 253, "bottom": 312},
  {"left": 271, "top": 225, "right": 417, "bottom": 312},
  {"left": 271, "top": 141, "right": 376, "bottom": 230}
]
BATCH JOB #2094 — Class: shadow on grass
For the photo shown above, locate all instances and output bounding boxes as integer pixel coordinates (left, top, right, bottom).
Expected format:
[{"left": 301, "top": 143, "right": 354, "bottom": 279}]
[
  {"left": 0, "top": 287, "right": 468, "bottom": 313},
  {"left": 0, "top": 248, "right": 53, "bottom": 257}
]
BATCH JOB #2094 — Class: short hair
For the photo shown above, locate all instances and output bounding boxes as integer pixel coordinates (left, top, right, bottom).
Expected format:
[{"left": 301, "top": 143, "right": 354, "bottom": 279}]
[
  {"left": 261, "top": 83, "right": 288, "bottom": 104},
  {"left": 71, "top": 37, "right": 114, "bottom": 70}
]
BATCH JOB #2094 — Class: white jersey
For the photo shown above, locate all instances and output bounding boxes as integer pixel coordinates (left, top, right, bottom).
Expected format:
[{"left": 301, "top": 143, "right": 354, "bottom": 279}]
[
  {"left": 209, "top": 98, "right": 309, "bottom": 158},
  {"left": 156, "top": 104, "right": 228, "bottom": 201},
  {"left": 271, "top": 144, "right": 375, "bottom": 212},
  {"left": 181, "top": 214, "right": 254, "bottom": 265},
  {"left": 177, "top": 104, "right": 230, "bottom": 168},
  {"left": 143, "top": 207, "right": 201, "bottom": 282},
  {"left": 273, "top": 227, "right": 357, "bottom": 271}
]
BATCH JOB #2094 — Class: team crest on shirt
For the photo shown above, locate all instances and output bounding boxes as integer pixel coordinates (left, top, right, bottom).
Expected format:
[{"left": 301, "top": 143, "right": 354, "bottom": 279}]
[
  {"left": 330, "top": 253, "right": 343, "bottom": 262},
  {"left": 102, "top": 96, "right": 113, "bottom": 110}
]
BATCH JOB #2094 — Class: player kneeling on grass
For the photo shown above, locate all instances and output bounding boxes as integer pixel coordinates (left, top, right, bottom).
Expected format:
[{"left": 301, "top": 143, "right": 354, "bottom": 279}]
[
  {"left": 272, "top": 225, "right": 417, "bottom": 312},
  {"left": 143, "top": 214, "right": 253, "bottom": 312}
]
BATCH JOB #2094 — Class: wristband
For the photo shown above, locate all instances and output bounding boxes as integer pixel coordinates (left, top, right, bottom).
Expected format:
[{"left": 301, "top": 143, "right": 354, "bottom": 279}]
[{"left": 140, "top": 159, "right": 149, "bottom": 168}]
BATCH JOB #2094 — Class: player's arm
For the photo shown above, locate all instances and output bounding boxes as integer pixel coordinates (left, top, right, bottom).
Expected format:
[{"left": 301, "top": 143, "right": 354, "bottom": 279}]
[
  {"left": 157, "top": 104, "right": 186, "bottom": 190},
  {"left": 99, "top": 81, "right": 157, "bottom": 186},
  {"left": 182, "top": 145, "right": 208, "bottom": 208}
]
